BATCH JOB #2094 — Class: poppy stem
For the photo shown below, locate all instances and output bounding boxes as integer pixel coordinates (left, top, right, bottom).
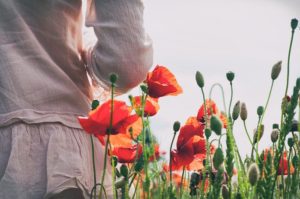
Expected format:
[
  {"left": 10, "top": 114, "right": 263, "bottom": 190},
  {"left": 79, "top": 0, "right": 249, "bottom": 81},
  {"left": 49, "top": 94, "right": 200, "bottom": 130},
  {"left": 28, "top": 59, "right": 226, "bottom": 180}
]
[
  {"left": 90, "top": 135, "right": 97, "bottom": 199},
  {"left": 99, "top": 82, "right": 115, "bottom": 199},
  {"left": 179, "top": 166, "right": 186, "bottom": 199},
  {"left": 209, "top": 83, "right": 227, "bottom": 113},
  {"left": 169, "top": 129, "right": 178, "bottom": 197}
]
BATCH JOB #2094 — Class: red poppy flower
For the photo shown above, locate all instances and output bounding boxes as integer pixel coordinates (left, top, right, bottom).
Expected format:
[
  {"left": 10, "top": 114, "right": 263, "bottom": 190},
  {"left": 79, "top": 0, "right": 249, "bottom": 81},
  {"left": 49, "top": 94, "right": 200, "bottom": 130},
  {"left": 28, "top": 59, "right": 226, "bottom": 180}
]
[
  {"left": 145, "top": 65, "right": 183, "bottom": 98},
  {"left": 110, "top": 144, "right": 143, "bottom": 163},
  {"left": 132, "top": 96, "right": 160, "bottom": 116},
  {"left": 78, "top": 100, "right": 138, "bottom": 136},
  {"left": 278, "top": 151, "right": 294, "bottom": 175},
  {"left": 197, "top": 99, "right": 227, "bottom": 128}
]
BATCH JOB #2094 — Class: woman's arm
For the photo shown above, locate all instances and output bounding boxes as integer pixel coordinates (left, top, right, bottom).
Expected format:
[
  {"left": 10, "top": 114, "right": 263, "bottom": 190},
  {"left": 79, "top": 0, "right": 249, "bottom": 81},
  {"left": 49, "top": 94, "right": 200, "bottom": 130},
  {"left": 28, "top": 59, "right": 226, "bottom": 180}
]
[{"left": 85, "top": 0, "right": 153, "bottom": 94}]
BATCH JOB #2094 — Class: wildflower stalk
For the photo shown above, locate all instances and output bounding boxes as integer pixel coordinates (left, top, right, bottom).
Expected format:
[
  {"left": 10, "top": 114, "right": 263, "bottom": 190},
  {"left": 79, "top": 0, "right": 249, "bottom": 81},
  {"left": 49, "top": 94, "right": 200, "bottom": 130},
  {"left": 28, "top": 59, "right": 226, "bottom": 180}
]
[
  {"left": 99, "top": 75, "right": 116, "bottom": 199},
  {"left": 90, "top": 136, "right": 97, "bottom": 199},
  {"left": 243, "top": 121, "right": 259, "bottom": 158},
  {"left": 169, "top": 124, "right": 179, "bottom": 198},
  {"left": 179, "top": 166, "right": 186, "bottom": 199},
  {"left": 209, "top": 83, "right": 227, "bottom": 112}
]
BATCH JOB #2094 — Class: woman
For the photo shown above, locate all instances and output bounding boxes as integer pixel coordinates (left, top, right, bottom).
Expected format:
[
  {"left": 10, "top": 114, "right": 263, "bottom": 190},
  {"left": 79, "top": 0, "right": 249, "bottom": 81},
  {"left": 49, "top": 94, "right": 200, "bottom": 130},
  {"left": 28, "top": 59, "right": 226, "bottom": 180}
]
[{"left": 0, "top": 0, "right": 153, "bottom": 198}]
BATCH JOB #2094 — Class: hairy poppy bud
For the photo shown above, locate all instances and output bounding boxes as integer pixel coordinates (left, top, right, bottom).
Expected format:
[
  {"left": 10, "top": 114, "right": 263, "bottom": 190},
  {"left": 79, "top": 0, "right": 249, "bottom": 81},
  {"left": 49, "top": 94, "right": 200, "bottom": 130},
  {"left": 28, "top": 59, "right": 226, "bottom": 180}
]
[
  {"left": 240, "top": 102, "right": 248, "bottom": 121},
  {"left": 248, "top": 163, "right": 260, "bottom": 186},
  {"left": 205, "top": 128, "right": 212, "bottom": 139},
  {"left": 213, "top": 147, "right": 224, "bottom": 169},
  {"left": 288, "top": 137, "right": 294, "bottom": 148},
  {"left": 210, "top": 115, "right": 222, "bottom": 135},
  {"left": 91, "top": 100, "right": 99, "bottom": 110},
  {"left": 173, "top": 121, "right": 181, "bottom": 132},
  {"left": 226, "top": 71, "right": 235, "bottom": 82},
  {"left": 120, "top": 164, "right": 129, "bottom": 178},
  {"left": 232, "top": 101, "right": 240, "bottom": 121},
  {"left": 253, "top": 125, "right": 264, "bottom": 144},
  {"left": 257, "top": 106, "right": 264, "bottom": 116},
  {"left": 271, "top": 61, "right": 282, "bottom": 80},
  {"left": 195, "top": 71, "right": 205, "bottom": 88},
  {"left": 271, "top": 129, "right": 279, "bottom": 143},
  {"left": 292, "top": 155, "right": 299, "bottom": 167},
  {"left": 291, "top": 18, "right": 298, "bottom": 30},
  {"left": 222, "top": 185, "right": 230, "bottom": 199},
  {"left": 109, "top": 73, "right": 118, "bottom": 84}
]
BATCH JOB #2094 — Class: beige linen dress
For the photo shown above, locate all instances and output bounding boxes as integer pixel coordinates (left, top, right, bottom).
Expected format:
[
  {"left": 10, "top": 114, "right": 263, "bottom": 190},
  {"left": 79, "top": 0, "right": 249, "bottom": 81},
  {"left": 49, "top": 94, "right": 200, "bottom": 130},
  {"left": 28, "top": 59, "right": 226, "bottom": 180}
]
[{"left": 0, "top": 0, "right": 153, "bottom": 198}]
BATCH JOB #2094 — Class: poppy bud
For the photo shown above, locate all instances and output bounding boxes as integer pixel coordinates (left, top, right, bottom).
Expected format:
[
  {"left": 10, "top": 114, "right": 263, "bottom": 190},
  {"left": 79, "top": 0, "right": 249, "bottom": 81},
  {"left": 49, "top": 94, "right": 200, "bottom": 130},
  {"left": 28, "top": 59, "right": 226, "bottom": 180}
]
[
  {"left": 290, "top": 120, "right": 299, "bottom": 132},
  {"left": 134, "top": 156, "right": 144, "bottom": 172},
  {"left": 120, "top": 164, "right": 129, "bottom": 178},
  {"left": 222, "top": 185, "right": 230, "bottom": 199},
  {"left": 195, "top": 71, "right": 205, "bottom": 88},
  {"left": 232, "top": 101, "right": 240, "bottom": 121},
  {"left": 140, "top": 85, "right": 148, "bottom": 94},
  {"left": 253, "top": 125, "right": 264, "bottom": 144},
  {"left": 190, "top": 172, "right": 200, "bottom": 186},
  {"left": 91, "top": 100, "right": 99, "bottom": 110},
  {"left": 205, "top": 128, "right": 212, "bottom": 139},
  {"left": 240, "top": 102, "right": 248, "bottom": 121},
  {"left": 247, "top": 163, "right": 260, "bottom": 186},
  {"left": 272, "top": 123, "right": 279, "bottom": 129},
  {"left": 213, "top": 147, "right": 224, "bottom": 169},
  {"left": 235, "top": 192, "right": 242, "bottom": 199},
  {"left": 210, "top": 115, "right": 222, "bottom": 135},
  {"left": 271, "top": 61, "right": 282, "bottom": 80},
  {"left": 292, "top": 155, "right": 299, "bottom": 167},
  {"left": 161, "top": 172, "right": 167, "bottom": 182},
  {"left": 288, "top": 137, "right": 294, "bottom": 148},
  {"left": 226, "top": 71, "right": 235, "bottom": 82},
  {"left": 271, "top": 129, "right": 279, "bottom": 143},
  {"left": 173, "top": 121, "right": 181, "bottom": 132},
  {"left": 291, "top": 18, "right": 298, "bottom": 30},
  {"left": 109, "top": 73, "right": 118, "bottom": 84},
  {"left": 257, "top": 106, "right": 264, "bottom": 116},
  {"left": 296, "top": 77, "right": 300, "bottom": 89}
]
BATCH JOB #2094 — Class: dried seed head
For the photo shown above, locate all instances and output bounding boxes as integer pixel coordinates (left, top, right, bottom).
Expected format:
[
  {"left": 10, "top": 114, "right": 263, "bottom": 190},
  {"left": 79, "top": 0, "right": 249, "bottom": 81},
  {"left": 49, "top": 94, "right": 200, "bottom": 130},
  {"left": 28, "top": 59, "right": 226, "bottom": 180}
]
[
  {"left": 226, "top": 71, "right": 235, "bottom": 82},
  {"left": 271, "top": 129, "right": 279, "bottom": 143},
  {"left": 232, "top": 101, "right": 241, "bottom": 121},
  {"left": 210, "top": 115, "right": 222, "bottom": 136},
  {"left": 240, "top": 102, "right": 248, "bottom": 121},
  {"left": 195, "top": 71, "right": 205, "bottom": 88},
  {"left": 271, "top": 61, "right": 282, "bottom": 80},
  {"left": 248, "top": 163, "right": 260, "bottom": 186},
  {"left": 213, "top": 147, "right": 224, "bottom": 169},
  {"left": 291, "top": 18, "right": 299, "bottom": 30}
]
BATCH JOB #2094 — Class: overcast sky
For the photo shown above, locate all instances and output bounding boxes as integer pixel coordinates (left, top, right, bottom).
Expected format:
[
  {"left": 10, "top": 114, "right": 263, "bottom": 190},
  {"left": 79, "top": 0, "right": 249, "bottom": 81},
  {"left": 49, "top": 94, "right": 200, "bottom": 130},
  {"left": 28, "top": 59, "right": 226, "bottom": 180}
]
[{"left": 125, "top": 0, "right": 300, "bottom": 159}]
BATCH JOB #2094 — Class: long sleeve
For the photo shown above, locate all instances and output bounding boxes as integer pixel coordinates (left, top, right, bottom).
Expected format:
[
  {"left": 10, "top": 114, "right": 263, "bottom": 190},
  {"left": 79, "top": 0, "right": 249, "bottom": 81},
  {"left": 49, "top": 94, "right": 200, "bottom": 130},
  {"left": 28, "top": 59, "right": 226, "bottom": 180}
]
[{"left": 85, "top": 0, "right": 153, "bottom": 94}]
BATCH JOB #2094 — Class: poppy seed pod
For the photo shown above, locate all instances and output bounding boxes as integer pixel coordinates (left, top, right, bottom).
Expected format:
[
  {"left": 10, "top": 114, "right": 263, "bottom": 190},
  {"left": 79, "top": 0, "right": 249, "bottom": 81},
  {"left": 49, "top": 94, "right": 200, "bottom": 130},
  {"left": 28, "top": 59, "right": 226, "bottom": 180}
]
[
  {"left": 271, "top": 129, "right": 279, "bottom": 143},
  {"left": 226, "top": 71, "right": 235, "bottom": 82},
  {"left": 213, "top": 147, "right": 224, "bottom": 169},
  {"left": 232, "top": 101, "right": 241, "bottom": 121},
  {"left": 257, "top": 106, "right": 264, "bottom": 116},
  {"left": 290, "top": 120, "right": 299, "bottom": 132},
  {"left": 210, "top": 115, "right": 222, "bottom": 135},
  {"left": 272, "top": 123, "right": 279, "bottom": 129},
  {"left": 291, "top": 18, "right": 298, "bottom": 30},
  {"left": 271, "top": 61, "right": 282, "bottom": 80},
  {"left": 240, "top": 102, "right": 248, "bottom": 121},
  {"left": 109, "top": 73, "right": 118, "bottom": 84},
  {"left": 195, "top": 71, "right": 205, "bottom": 88},
  {"left": 91, "top": 99, "right": 99, "bottom": 110},
  {"left": 173, "top": 121, "right": 181, "bottom": 132},
  {"left": 140, "top": 85, "right": 148, "bottom": 94},
  {"left": 222, "top": 185, "right": 230, "bottom": 199},
  {"left": 248, "top": 163, "right": 260, "bottom": 186}
]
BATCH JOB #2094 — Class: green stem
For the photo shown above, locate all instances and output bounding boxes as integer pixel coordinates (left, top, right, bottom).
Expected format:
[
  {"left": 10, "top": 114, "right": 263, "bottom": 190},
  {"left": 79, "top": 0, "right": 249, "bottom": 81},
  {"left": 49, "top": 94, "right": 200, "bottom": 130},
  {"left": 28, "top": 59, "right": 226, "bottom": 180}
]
[
  {"left": 90, "top": 136, "right": 97, "bottom": 199},
  {"left": 209, "top": 83, "right": 227, "bottom": 112},
  {"left": 228, "top": 82, "right": 233, "bottom": 120},
  {"left": 99, "top": 84, "right": 115, "bottom": 199},
  {"left": 179, "top": 166, "right": 186, "bottom": 199},
  {"left": 200, "top": 88, "right": 208, "bottom": 123},
  {"left": 169, "top": 130, "right": 177, "bottom": 197},
  {"left": 243, "top": 121, "right": 259, "bottom": 158}
]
